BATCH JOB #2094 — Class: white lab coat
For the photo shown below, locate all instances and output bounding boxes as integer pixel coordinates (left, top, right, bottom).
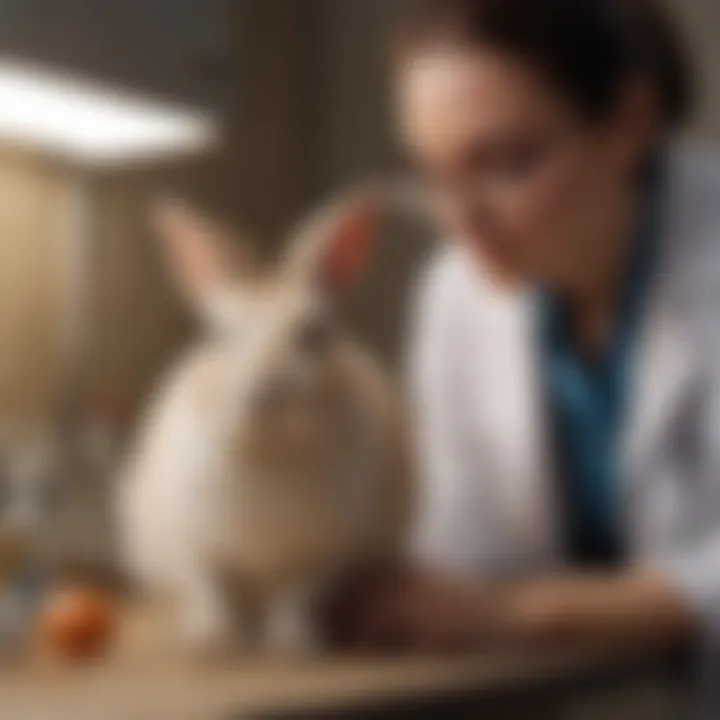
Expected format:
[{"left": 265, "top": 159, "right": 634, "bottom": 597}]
[{"left": 409, "top": 142, "right": 720, "bottom": 650}]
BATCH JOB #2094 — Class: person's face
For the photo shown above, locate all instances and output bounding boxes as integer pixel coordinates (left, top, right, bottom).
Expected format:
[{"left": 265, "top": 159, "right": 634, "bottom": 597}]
[{"left": 397, "top": 48, "right": 657, "bottom": 288}]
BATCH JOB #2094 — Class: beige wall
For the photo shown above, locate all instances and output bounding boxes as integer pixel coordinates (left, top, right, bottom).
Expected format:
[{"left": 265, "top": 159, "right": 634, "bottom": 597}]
[
  {"left": 88, "top": 165, "right": 197, "bottom": 418},
  {"left": 0, "top": 149, "right": 71, "bottom": 427},
  {"left": 0, "top": 149, "right": 211, "bottom": 425}
]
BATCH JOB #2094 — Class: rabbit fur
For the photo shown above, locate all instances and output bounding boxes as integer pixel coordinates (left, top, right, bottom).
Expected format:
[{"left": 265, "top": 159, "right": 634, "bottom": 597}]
[{"left": 117, "top": 192, "right": 412, "bottom": 654}]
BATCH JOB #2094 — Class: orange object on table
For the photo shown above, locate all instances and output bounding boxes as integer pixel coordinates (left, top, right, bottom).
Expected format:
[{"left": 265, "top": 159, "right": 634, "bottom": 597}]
[{"left": 39, "top": 585, "right": 116, "bottom": 660}]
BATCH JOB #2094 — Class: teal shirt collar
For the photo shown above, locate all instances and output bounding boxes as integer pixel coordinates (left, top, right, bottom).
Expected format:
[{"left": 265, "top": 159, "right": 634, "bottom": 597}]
[{"left": 538, "top": 156, "right": 666, "bottom": 566}]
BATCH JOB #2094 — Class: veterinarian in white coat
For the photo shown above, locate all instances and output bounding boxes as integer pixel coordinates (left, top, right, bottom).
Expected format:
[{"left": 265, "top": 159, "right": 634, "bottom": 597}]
[{"left": 350, "top": 0, "right": 720, "bottom": 672}]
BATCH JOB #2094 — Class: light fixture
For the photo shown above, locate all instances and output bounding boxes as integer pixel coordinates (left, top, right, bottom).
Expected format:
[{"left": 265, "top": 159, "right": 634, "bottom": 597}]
[
  {"left": 0, "top": 55, "right": 220, "bottom": 435},
  {"left": 0, "top": 57, "right": 217, "bottom": 166}
]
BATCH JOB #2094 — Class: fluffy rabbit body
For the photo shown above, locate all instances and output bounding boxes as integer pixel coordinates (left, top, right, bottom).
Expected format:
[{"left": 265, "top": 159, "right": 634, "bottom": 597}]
[{"left": 118, "top": 195, "right": 410, "bottom": 653}]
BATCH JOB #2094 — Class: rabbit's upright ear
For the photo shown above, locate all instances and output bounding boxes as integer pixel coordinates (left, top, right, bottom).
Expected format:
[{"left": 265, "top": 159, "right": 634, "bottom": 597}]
[
  {"left": 151, "top": 198, "right": 255, "bottom": 307},
  {"left": 283, "top": 191, "right": 380, "bottom": 298}
]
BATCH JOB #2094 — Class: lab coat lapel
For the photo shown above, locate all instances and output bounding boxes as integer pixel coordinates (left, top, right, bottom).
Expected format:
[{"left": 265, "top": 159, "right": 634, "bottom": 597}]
[
  {"left": 622, "top": 291, "right": 696, "bottom": 489},
  {"left": 475, "top": 284, "right": 559, "bottom": 569},
  {"left": 622, "top": 143, "right": 699, "bottom": 496},
  {"left": 476, "top": 274, "right": 695, "bottom": 570}
]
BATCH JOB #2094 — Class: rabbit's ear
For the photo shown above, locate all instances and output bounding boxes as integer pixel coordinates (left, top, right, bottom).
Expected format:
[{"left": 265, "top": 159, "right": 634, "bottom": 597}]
[
  {"left": 151, "top": 198, "right": 254, "bottom": 306},
  {"left": 284, "top": 191, "right": 379, "bottom": 297}
]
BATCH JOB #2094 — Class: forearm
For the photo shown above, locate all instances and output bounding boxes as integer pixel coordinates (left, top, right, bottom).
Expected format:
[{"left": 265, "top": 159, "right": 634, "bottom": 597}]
[
  {"left": 485, "top": 572, "right": 699, "bottom": 652},
  {"left": 328, "top": 564, "right": 700, "bottom": 653}
]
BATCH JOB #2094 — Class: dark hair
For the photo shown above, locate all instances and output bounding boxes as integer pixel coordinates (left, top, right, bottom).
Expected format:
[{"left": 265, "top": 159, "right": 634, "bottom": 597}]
[{"left": 395, "top": 0, "right": 693, "bottom": 127}]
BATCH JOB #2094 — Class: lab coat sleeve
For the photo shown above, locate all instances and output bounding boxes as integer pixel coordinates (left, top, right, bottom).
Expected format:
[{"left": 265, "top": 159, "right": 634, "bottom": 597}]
[
  {"left": 657, "top": 537, "right": 720, "bottom": 644},
  {"left": 652, "top": 379, "right": 720, "bottom": 644},
  {"left": 405, "top": 255, "right": 477, "bottom": 570}
]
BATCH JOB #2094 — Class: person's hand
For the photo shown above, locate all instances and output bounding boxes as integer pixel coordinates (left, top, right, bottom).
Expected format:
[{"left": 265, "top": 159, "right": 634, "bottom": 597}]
[
  {"left": 497, "top": 573, "right": 699, "bottom": 651},
  {"left": 324, "top": 563, "right": 500, "bottom": 653},
  {"left": 324, "top": 565, "right": 698, "bottom": 655}
]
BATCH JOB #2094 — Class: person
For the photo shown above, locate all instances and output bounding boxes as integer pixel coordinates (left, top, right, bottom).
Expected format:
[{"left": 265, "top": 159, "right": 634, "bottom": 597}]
[{"left": 335, "top": 0, "right": 720, "bottom": 662}]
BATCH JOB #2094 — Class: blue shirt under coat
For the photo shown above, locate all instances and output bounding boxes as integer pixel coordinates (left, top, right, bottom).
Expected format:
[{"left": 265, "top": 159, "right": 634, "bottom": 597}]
[{"left": 538, "top": 160, "right": 665, "bottom": 567}]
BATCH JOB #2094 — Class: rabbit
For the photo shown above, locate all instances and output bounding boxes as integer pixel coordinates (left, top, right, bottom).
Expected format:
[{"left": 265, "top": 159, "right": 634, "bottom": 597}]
[{"left": 117, "top": 190, "right": 412, "bottom": 656}]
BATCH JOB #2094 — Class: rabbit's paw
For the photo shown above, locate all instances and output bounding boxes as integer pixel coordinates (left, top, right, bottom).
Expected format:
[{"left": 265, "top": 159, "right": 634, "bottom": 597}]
[
  {"left": 264, "top": 590, "right": 324, "bottom": 658},
  {"left": 179, "top": 584, "right": 239, "bottom": 660}
]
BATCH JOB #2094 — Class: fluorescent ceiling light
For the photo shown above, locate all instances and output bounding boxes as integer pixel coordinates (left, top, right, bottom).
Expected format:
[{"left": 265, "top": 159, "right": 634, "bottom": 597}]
[{"left": 0, "top": 58, "right": 218, "bottom": 166}]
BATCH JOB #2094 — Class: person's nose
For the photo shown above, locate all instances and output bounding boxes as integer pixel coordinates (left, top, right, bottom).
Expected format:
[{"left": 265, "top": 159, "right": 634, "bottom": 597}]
[{"left": 437, "top": 187, "right": 493, "bottom": 242}]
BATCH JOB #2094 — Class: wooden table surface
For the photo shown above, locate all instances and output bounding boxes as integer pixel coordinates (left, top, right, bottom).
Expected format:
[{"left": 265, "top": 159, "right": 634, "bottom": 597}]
[{"left": 0, "top": 605, "right": 668, "bottom": 720}]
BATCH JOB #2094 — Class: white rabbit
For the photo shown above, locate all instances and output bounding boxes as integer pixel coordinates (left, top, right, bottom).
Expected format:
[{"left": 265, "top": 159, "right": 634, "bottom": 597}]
[{"left": 117, "top": 191, "right": 412, "bottom": 655}]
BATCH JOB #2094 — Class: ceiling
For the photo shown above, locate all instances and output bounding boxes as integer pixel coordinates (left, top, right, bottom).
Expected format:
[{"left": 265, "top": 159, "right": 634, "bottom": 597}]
[{"left": 0, "top": 0, "right": 234, "bottom": 108}]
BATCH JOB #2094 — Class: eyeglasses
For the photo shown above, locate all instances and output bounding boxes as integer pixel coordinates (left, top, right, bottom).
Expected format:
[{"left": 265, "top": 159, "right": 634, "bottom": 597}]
[{"left": 423, "top": 126, "right": 582, "bottom": 213}]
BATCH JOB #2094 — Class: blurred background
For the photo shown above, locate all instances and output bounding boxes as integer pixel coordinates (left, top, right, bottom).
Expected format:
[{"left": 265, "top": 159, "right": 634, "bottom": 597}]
[
  {"left": 0, "top": 0, "right": 715, "bottom": 716},
  {"left": 0, "top": 0, "right": 715, "bottom": 426},
  {"left": 0, "top": 0, "right": 713, "bottom": 585},
  {"left": 0, "top": 0, "right": 415, "bottom": 435}
]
